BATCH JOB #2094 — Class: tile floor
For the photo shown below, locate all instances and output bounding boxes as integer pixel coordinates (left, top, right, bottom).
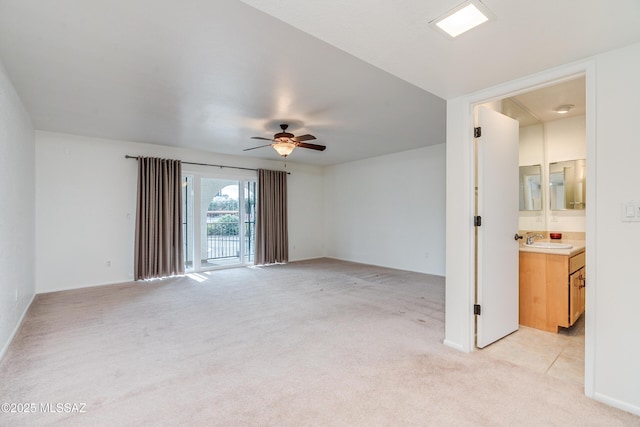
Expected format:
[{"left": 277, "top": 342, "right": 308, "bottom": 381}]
[{"left": 481, "top": 315, "right": 585, "bottom": 385}]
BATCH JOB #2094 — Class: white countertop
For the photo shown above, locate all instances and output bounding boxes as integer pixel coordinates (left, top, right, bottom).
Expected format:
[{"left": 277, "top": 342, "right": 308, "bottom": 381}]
[{"left": 519, "top": 239, "right": 586, "bottom": 256}]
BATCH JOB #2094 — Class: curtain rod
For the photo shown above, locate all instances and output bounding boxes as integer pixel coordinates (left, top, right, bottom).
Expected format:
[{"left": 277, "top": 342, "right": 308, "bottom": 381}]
[{"left": 124, "top": 155, "right": 290, "bottom": 174}]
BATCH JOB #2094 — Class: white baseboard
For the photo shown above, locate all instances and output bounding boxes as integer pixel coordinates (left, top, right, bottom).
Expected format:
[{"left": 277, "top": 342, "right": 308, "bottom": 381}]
[
  {"left": 36, "top": 278, "right": 133, "bottom": 295},
  {"left": 594, "top": 392, "right": 640, "bottom": 416},
  {"left": 324, "top": 256, "right": 445, "bottom": 278},
  {"left": 443, "top": 339, "right": 467, "bottom": 352},
  {"left": 0, "top": 293, "right": 36, "bottom": 363}
]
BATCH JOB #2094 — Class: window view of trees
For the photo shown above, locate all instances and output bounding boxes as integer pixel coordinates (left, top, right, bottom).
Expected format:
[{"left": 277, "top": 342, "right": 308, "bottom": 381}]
[
  {"left": 208, "top": 194, "right": 239, "bottom": 236},
  {"left": 207, "top": 214, "right": 239, "bottom": 236},
  {"left": 209, "top": 196, "right": 238, "bottom": 212}
]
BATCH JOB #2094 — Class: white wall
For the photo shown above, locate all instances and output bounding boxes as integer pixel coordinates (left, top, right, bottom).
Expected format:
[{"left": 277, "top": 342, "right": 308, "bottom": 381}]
[
  {"left": 288, "top": 164, "right": 325, "bottom": 261},
  {"left": 545, "top": 115, "right": 586, "bottom": 232},
  {"left": 592, "top": 42, "right": 640, "bottom": 414},
  {"left": 446, "top": 42, "right": 640, "bottom": 415},
  {"left": 444, "top": 96, "right": 475, "bottom": 351},
  {"left": 519, "top": 123, "right": 544, "bottom": 166},
  {"left": 324, "top": 144, "right": 446, "bottom": 276},
  {"left": 35, "top": 132, "right": 325, "bottom": 293},
  {"left": 546, "top": 115, "right": 587, "bottom": 162},
  {"left": 519, "top": 124, "right": 545, "bottom": 230},
  {"left": 0, "top": 61, "right": 35, "bottom": 359}
]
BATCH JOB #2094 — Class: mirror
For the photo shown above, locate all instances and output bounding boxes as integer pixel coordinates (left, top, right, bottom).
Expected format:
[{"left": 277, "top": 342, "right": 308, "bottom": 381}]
[
  {"left": 549, "top": 159, "right": 586, "bottom": 210},
  {"left": 519, "top": 164, "right": 542, "bottom": 211}
]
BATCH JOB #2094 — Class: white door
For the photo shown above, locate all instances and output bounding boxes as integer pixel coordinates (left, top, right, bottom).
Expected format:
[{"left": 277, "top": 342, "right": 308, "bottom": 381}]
[{"left": 476, "top": 106, "right": 520, "bottom": 348}]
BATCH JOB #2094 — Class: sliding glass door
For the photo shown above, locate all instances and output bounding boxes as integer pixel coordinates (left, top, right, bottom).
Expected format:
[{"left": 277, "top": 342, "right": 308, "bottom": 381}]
[{"left": 183, "top": 175, "right": 256, "bottom": 271}]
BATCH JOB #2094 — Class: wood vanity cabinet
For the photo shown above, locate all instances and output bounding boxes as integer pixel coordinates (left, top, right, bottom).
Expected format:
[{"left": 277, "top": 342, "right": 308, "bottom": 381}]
[{"left": 519, "top": 250, "right": 585, "bottom": 333}]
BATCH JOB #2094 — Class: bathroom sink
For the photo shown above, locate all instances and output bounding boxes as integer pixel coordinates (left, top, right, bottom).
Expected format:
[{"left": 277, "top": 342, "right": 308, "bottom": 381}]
[{"left": 525, "top": 242, "right": 573, "bottom": 249}]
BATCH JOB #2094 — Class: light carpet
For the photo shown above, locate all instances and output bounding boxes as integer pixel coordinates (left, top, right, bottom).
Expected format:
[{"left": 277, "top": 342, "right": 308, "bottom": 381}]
[{"left": 0, "top": 258, "right": 638, "bottom": 426}]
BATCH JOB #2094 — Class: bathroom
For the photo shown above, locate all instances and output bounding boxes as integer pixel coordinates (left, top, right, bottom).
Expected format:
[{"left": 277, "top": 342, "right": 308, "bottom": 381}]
[
  {"left": 482, "top": 76, "right": 587, "bottom": 385},
  {"left": 514, "top": 77, "right": 586, "bottom": 247}
]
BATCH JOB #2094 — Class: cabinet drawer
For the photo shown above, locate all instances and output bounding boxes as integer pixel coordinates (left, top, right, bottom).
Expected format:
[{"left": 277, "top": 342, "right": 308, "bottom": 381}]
[{"left": 569, "top": 251, "right": 585, "bottom": 273}]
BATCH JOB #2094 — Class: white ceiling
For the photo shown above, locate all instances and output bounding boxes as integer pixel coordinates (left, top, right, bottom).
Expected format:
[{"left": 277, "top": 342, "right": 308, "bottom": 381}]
[
  {"left": 1, "top": 1, "right": 639, "bottom": 165},
  {"left": 240, "top": 0, "right": 640, "bottom": 98},
  {"left": 503, "top": 76, "right": 586, "bottom": 127}
]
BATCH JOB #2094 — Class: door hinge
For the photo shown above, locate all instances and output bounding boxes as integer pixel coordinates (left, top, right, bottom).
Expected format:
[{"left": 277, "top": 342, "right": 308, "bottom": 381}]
[
  {"left": 474, "top": 216, "right": 482, "bottom": 227},
  {"left": 474, "top": 304, "right": 481, "bottom": 315},
  {"left": 474, "top": 127, "right": 482, "bottom": 138}
]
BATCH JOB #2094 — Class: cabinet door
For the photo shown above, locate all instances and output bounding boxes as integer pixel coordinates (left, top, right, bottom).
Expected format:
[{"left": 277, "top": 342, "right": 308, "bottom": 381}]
[{"left": 569, "top": 267, "right": 586, "bottom": 325}]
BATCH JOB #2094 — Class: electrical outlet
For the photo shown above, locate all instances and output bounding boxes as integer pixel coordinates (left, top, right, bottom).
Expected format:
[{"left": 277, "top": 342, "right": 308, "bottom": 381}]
[{"left": 107, "top": 260, "right": 112, "bottom": 267}]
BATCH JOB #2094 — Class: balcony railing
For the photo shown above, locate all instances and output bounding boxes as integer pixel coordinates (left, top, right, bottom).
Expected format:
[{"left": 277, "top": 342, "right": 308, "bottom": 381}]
[{"left": 206, "top": 212, "right": 255, "bottom": 262}]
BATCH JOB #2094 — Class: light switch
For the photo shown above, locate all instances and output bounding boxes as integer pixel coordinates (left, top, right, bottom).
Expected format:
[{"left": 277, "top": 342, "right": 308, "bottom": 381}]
[{"left": 621, "top": 201, "right": 640, "bottom": 222}]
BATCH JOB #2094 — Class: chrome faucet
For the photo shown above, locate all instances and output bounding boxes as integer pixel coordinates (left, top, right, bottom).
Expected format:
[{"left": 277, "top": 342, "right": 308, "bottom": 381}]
[{"left": 526, "top": 233, "right": 544, "bottom": 245}]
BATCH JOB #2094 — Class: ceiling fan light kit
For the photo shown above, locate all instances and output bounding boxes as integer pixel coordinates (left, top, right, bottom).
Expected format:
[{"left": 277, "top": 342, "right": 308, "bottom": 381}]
[
  {"left": 245, "top": 124, "right": 326, "bottom": 158},
  {"left": 273, "top": 141, "right": 296, "bottom": 157}
]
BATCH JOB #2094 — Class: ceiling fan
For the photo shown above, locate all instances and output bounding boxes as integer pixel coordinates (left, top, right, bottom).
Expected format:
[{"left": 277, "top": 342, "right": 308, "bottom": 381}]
[{"left": 244, "top": 124, "right": 326, "bottom": 157}]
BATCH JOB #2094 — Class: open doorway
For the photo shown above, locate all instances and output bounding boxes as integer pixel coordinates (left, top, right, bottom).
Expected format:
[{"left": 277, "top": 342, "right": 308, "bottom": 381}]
[
  {"left": 182, "top": 174, "right": 257, "bottom": 271},
  {"left": 477, "top": 76, "right": 587, "bottom": 386}
]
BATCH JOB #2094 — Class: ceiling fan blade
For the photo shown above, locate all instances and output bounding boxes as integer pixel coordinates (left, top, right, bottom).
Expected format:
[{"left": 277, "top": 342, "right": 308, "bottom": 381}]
[
  {"left": 250, "top": 136, "right": 274, "bottom": 141},
  {"left": 243, "top": 144, "right": 273, "bottom": 152},
  {"left": 297, "top": 142, "right": 326, "bottom": 151},
  {"left": 293, "top": 134, "right": 316, "bottom": 142}
]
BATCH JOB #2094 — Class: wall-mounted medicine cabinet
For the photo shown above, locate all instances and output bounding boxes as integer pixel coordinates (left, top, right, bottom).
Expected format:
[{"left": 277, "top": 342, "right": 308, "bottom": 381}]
[
  {"left": 549, "top": 159, "right": 586, "bottom": 210},
  {"left": 519, "top": 164, "right": 542, "bottom": 211}
]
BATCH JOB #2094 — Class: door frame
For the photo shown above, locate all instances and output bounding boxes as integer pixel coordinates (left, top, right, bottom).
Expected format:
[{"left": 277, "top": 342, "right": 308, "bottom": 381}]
[
  {"left": 444, "top": 58, "right": 597, "bottom": 398},
  {"left": 182, "top": 166, "right": 258, "bottom": 272}
]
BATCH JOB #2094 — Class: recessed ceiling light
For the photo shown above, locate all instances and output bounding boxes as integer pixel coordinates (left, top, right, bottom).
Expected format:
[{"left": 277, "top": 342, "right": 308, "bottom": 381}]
[
  {"left": 554, "top": 104, "right": 574, "bottom": 114},
  {"left": 430, "top": 0, "right": 494, "bottom": 38}
]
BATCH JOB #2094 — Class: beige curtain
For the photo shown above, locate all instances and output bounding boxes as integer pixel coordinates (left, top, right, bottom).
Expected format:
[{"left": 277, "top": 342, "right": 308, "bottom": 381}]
[
  {"left": 255, "top": 169, "right": 288, "bottom": 265},
  {"left": 134, "top": 157, "right": 184, "bottom": 280}
]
